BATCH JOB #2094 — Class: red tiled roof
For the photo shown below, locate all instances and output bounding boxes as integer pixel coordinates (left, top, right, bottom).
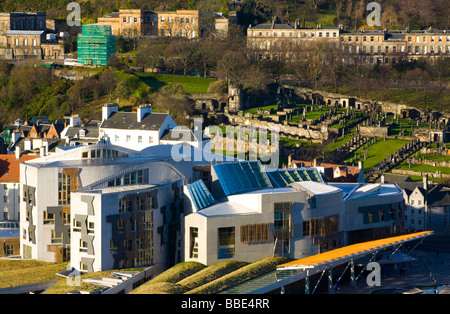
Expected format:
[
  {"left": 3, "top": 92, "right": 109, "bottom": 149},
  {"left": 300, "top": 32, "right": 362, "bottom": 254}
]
[{"left": 0, "top": 154, "right": 39, "bottom": 182}]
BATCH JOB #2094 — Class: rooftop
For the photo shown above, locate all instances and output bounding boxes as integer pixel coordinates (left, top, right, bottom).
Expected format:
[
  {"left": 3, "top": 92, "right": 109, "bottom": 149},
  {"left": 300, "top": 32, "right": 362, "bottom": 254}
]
[
  {"left": 196, "top": 200, "right": 259, "bottom": 218},
  {"left": 292, "top": 180, "right": 341, "bottom": 195},
  {"left": 0, "top": 154, "right": 39, "bottom": 182},
  {"left": 100, "top": 112, "right": 169, "bottom": 131}
]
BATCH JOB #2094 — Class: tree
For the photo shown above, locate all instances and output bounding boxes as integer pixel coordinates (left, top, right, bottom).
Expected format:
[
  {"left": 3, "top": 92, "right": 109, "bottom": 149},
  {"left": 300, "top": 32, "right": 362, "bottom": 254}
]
[
  {"left": 192, "top": 40, "right": 221, "bottom": 78},
  {"left": 216, "top": 50, "right": 248, "bottom": 84},
  {"left": 165, "top": 39, "right": 197, "bottom": 75},
  {"left": 136, "top": 38, "right": 168, "bottom": 71}
]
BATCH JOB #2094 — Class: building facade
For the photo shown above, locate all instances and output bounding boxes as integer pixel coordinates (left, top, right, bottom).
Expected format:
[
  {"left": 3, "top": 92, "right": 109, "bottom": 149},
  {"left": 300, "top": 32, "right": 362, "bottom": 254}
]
[
  {"left": 0, "top": 12, "right": 64, "bottom": 60},
  {"left": 97, "top": 9, "right": 233, "bottom": 39},
  {"left": 98, "top": 103, "right": 180, "bottom": 151},
  {"left": 0, "top": 154, "right": 38, "bottom": 221},
  {"left": 97, "top": 9, "right": 157, "bottom": 37},
  {"left": 247, "top": 22, "right": 450, "bottom": 64}
]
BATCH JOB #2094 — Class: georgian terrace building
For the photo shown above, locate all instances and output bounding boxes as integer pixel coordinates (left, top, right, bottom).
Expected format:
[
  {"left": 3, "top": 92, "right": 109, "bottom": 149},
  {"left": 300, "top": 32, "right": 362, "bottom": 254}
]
[{"left": 247, "top": 22, "right": 450, "bottom": 64}]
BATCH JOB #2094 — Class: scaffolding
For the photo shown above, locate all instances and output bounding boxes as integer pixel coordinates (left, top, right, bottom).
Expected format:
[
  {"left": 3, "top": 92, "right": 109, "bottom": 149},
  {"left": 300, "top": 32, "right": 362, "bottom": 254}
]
[{"left": 77, "top": 24, "right": 116, "bottom": 66}]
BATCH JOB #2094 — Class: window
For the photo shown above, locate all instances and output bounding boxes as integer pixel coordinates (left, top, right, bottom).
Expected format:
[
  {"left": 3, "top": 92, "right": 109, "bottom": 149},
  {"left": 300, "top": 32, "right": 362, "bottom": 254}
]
[
  {"left": 190, "top": 227, "right": 198, "bottom": 258},
  {"left": 58, "top": 173, "right": 71, "bottom": 205},
  {"left": 134, "top": 17, "right": 137, "bottom": 23},
  {"left": 368, "top": 211, "right": 374, "bottom": 223},
  {"left": 218, "top": 227, "right": 235, "bottom": 259},
  {"left": 149, "top": 136, "right": 154, "bottom": 144},
  {"left": 191, "top": 18, "right": 195, "bottom": 24},
  {"left": 43, "top": 211, "right": 54, "bottom": 224},
  {"left": 51, "top": 230, "right": 62, "bottom": 243},
  {"left": 88, "top": 221, "right": 95, "bottom": 234},
  {"left": 23, "top": 38, "right": 28, "bottom": 46},
  {"left": 240, "top": 223, "right": 270, "bottom": 244},
  {"left": 110, "top": 239, "right": 118, "bottom": 253},
  {"left": 160, "top": 16, "right": 165, "bottom": 22},
  {"left": 123, "top": 17, "right": 126, "bottom": 23},
  {"left": 138, "top": 136, "right": 142, "bottom": 143},
  {"left": 143, "top": 210, "right": 153, "bottom": 230},
  {"left": 126, "top": 135, "right": 131, "bottom": 142},
  {"left": 303, "top": 215, "right": 339, "bottom": 237},
  {"left": 119, "top": 198, "right": 131, "bottom": 213},
  {"left": 274, "top": 202, "right": 292, "bottom": 236},
  {"left": 73, "top": 219, "right": 81, "bottom": 232}
]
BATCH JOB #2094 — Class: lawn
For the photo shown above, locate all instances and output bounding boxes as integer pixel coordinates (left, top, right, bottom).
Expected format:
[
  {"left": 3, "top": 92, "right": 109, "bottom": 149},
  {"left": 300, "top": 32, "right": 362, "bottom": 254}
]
[
  {"left": 394, "top": 159, "right": 450, "bottom": 175},
  {"left": 134, "top": 73, "right": 216, "bottom": 94},
  {"left": 345, "top": 139, "right": 409, "bottom": 170}
]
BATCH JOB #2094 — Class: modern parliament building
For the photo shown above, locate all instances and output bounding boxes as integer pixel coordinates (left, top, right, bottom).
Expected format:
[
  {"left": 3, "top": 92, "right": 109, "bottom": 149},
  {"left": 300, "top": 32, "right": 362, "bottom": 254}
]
[
  {"left": 19, "top": 141, "right": 225, "bottom": 275},
  {"left": 184, "top": 161, "right": 406, "bottom": 266}
]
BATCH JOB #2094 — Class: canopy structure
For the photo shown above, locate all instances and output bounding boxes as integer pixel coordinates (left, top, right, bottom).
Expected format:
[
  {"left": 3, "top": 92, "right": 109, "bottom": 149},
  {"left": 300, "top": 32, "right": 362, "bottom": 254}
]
[
  {"left": 277, "top": 231, "right": 433, "bottom": 271},
  {"left": 222, "top": 231, "right": 434, "bottom": 294}
]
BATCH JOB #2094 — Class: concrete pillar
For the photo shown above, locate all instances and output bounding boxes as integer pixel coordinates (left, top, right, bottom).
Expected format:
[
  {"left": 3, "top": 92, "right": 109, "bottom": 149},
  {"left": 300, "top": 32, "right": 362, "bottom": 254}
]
[{"left": 328, "top": 268, "right": 333, "bottom": 294}]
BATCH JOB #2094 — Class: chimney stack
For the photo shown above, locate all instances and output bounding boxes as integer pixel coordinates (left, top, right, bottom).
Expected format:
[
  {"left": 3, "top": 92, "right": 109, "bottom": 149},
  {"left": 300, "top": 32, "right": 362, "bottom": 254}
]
[
  {"left": 15, "top": 146, "right": 21, "bottom": 160},
  {"left": 102, "top": 103, "right": 118, "bottom": 121},
  {"left": 423, "top": 174, "right": 428, "bottom": 190},
  {"left": 137, "top": 104, "right": 152, "bottom": 122}
]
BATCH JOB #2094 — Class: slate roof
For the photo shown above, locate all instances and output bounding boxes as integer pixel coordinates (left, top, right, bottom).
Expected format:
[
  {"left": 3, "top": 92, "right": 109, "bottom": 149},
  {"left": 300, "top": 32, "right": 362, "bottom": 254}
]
[
  {"left": 100, "top": 112, "right": 169, "bottom": 131},
  {"left": 160, "top": 128, "right": 196, "bottom": 142},
  {"left": 64, "top": 126, "right": 99, "bottom": 138},
  {"left": 428, "top": 186, "right": 450, "bottom": 207},
  {"left": 251, "top": 23, "right": 294, "bottom": 30}
]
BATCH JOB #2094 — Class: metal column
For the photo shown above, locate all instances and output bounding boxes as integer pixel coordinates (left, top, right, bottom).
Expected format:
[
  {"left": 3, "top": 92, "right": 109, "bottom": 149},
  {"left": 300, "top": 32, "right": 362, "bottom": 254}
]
[
  {"left": 305, "top": 270, "right": 310, "bottom": 294},
  {"left": 328, "top": 268, "right": 333, "bottom": 294}
]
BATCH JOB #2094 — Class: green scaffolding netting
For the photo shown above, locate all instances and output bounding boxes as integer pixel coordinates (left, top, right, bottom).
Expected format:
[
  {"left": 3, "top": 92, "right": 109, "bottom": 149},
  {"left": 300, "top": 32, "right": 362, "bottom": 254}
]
[{"left": 77, "top": 24, "right": 116, "bottom": 66}]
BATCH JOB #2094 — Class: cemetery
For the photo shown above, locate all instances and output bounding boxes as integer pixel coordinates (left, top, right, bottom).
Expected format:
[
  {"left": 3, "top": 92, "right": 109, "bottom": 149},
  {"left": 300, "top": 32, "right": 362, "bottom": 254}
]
[{"left": 192, "top": 84, "right": 449, "bottom": 182}]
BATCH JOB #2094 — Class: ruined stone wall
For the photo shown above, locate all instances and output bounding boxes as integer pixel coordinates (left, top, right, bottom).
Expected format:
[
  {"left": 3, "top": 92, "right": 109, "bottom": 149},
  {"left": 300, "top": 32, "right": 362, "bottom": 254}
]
[{"left": 359, "top": 126, "right": 389, "bottom": 138}]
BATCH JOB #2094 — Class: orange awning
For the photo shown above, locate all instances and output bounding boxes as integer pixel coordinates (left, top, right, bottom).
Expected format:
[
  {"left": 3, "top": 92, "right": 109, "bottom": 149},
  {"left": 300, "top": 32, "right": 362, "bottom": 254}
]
[{"left": 277, "top": 231, "right": 433, "bottom": 270}]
